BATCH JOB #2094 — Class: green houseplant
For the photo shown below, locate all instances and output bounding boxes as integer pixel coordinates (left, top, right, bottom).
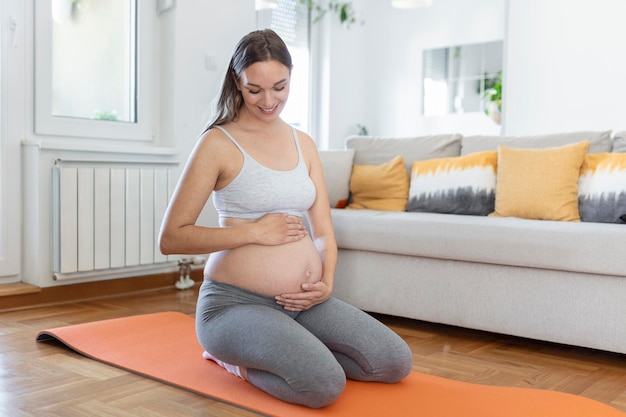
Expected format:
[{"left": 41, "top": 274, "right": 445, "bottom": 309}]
[
  {"left": 482, "top": 71, "right": 502, "bottom": 123},
  {"left": 299, "top": 0, "right": 360, "bottom": 28}
]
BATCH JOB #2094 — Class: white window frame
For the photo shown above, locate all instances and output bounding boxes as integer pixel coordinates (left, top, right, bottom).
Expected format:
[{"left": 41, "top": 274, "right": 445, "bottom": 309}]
[
  {"left": 257, "top": 0, "right": 311, "bottom": 133},
  {"left": 33, "top": 0, "right": 156, "bottom": 142}
]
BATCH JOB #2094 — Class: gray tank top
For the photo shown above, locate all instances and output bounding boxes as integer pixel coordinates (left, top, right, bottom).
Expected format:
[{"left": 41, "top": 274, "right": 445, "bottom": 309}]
[{"left": 212, "top": 126, "right": 316, "bottom": 219}]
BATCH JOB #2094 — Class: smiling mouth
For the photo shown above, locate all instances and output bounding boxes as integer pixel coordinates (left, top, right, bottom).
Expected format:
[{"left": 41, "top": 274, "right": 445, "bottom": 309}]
[{"left": 259, "top": 104, "right": 279, "bottom": 114}]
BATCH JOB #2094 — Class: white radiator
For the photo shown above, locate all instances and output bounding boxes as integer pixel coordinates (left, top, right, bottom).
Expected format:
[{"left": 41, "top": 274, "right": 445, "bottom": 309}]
[{"left": 51, "top": 161, "right": 175, "bottom": 280}]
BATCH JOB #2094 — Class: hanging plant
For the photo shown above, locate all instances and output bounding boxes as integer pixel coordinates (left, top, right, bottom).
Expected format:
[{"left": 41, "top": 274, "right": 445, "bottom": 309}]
[{"left": 299, "top": 0, "right": 361, "bottom": 28}]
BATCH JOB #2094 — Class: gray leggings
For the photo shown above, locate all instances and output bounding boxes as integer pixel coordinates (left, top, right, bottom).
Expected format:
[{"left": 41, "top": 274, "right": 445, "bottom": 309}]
[{"left": 195, "top": 278, "right": 412, "bottom": 408}]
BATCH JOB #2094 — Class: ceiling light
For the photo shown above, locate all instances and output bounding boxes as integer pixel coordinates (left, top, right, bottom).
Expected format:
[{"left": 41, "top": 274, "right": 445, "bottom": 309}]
[
  {"left": 256, "top": 0, "right": 278, "bottom": 11},
  {"left": 392, "top": 0, "right": 433, "bottom": 9}
]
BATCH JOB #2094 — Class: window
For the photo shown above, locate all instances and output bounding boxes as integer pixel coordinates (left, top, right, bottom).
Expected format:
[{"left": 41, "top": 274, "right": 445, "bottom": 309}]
[
  {"left": 34, "top": 0, "right": 156, "bottom": 142},
  {"left": 257, "top": 0, "right": 310, "bottom": 132},
  {"left": 422, "top": 47, "right": 449, "bottom": 117},
  {"left": 423, "top": 41, "right": 503, "bottom": 116}
]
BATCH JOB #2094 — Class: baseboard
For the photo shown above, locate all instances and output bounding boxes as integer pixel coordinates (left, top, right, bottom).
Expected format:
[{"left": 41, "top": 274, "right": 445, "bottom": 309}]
[
  {"left": 0, "top": 270, "right": 203, "bottom": 313},
  {"left": 0, "top": 282, "right": 41, "bottom": 297}
]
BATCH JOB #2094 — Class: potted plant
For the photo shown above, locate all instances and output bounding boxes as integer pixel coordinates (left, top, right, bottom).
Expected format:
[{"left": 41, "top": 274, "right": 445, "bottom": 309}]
[{"left": 482, "top": 71, "right": 502, "bottom": 124}]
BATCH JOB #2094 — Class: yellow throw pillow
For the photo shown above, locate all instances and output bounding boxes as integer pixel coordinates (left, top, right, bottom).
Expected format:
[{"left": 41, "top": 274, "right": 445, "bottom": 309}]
[
  {"left": 347, "top": 155, "right": 409, "bottom": 211},
  {"left": 490, "top": 141, "right": 590, "bottom": 221}
]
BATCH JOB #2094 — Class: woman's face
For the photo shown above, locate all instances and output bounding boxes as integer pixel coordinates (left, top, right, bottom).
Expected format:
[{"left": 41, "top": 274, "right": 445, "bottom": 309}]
[{"left": 237, "top": 60, "right": 290, "bottom": 122}]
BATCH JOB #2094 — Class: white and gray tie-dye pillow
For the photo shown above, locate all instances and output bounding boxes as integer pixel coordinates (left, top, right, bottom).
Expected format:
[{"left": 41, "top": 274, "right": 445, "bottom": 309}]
[
  {"left": 407, "top": 151, "right": 497, "bottom": 215},
  {"left": 578, "top": 153, "right": 626, "bottom": 223}
]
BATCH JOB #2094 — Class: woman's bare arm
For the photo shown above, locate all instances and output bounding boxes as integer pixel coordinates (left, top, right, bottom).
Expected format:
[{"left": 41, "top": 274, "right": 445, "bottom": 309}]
[{"left": 158, "top": 130, "right": 307, "bottom": 255}]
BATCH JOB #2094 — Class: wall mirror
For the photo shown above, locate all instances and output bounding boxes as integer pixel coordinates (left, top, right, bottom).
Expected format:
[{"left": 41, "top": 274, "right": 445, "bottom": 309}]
[{"left": 422, "top": 40, "right": 503, "bottom": 117}]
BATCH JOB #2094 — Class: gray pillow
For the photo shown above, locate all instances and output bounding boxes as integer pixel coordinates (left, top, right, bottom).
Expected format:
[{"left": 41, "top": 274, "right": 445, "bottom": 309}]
[
  {"left": 612, "top": 131, "right": 626, "bottom": 153},
  {"left": 318, "top": 149, "right": 355, "bottom": 208},
  {"left": 461, "top": 130, "right": 612, "bottom": 155},
  {"left": 346, "top": 134, "right": 462, "bottom": 175}
]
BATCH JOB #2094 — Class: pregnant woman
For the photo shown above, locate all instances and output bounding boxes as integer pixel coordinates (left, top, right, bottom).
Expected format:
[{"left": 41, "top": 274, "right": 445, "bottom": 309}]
[{"left": 158, "top": 29, "right": 412, "bottom": 408}]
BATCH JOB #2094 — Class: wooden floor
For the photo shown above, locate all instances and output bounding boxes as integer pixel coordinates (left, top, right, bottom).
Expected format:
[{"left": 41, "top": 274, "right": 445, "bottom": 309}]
[{"left": 1, "top": 285, "right": 625, "bottom": 416}]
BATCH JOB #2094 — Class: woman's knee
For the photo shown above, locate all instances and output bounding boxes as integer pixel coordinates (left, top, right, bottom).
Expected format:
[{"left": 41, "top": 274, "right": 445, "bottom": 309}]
[
  {"left": 249, "top": 359, "right": 346, "bottom": 408},
  {"left": 383, "top": 337, "right": 413, "bottom": 383},
  {"left": 298, "top": 363, "right": 346, "bottom": 408}
]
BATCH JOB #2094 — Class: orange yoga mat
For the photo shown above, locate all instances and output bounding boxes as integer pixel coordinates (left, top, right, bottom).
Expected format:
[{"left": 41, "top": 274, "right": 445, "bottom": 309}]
[{"left": 36, "top": 311, "right": 625, "bottom": 417}]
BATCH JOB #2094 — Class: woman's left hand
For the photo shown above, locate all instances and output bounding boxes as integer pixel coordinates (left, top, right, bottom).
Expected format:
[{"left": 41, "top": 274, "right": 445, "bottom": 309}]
[{"left": 275, "top": 281, "right": 332, "bottom": 312}]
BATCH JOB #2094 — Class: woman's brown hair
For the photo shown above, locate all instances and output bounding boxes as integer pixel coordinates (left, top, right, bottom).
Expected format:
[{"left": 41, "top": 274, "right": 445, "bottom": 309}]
[{"left": 205, "top": 29, "right": 293, "bottom": 131}]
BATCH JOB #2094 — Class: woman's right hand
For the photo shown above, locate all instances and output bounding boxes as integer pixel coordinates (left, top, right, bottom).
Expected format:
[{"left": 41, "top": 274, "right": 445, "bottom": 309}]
[{"left": 250, "top": 213, "right": 308, "bottom": 246}]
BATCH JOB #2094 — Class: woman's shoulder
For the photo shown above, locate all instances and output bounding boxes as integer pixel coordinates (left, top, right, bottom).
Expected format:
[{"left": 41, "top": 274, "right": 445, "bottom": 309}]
[
  {"left": 199, "top": 124, "right": 235, "bottom": 145},
  {"left": 291, "top": 128, "right": 323, "bottom": 168},
  {"left": 193, "top": 125, "right": 240, "bottom": 161},
  {"left": 292, "top": 127, "right": 316, "bottom": 148}
]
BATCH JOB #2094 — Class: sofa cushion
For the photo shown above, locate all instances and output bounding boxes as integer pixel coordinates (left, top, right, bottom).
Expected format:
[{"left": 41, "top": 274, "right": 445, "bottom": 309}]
[
  {"left": 612, "top": 131, "right": 626, "bottom": 152},
  {"left": 490, "top": 141, "right": 589, "bottom": 221},
  {"left": 461, "top": 130, "right": 611, "bottom": 155},
  {"left": 319, "top": 149, "right": 355, "bottom": 208},
  {"left": 346, "top": 134, "right": 462, "bottom": 175},
  {"left": 579, "top": 152, "right": 626, "bottom": 223},
  {"left": 331, "top": 208, "right": 626, "bottom": 277},
  {"left": 407, "top": 151, "right": 497, "bottom": 215},
  {"left": 347, "top": 156, "right": 409, "bottom": 211}
]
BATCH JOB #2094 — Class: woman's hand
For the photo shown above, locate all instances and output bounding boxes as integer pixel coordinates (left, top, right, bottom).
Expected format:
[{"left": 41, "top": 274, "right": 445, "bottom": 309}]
[
  {"left": 275, "top": 281, "right": 332, "bottom": 312},
  {"left": 250, "top": 213, "right": 308, "bottom": 246}
]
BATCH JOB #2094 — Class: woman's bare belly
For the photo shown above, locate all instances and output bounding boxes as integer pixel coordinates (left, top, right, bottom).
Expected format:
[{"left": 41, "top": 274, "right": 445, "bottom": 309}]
[{"left": 204, "top": 220, "right": 323, "bottom": 297}]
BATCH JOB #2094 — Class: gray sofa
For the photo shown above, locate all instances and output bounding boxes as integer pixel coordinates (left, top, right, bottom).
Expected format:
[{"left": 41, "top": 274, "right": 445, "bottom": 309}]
[{"left": 320, "top": 130, "right": 626, "bottom": 355}]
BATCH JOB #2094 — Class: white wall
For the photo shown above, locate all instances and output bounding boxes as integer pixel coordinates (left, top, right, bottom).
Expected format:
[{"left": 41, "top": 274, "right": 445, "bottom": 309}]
[
  {"left": 322, "top": 0, "right": 506, "bottom": 149},
  {"left": 168, "top": 1, "right": 255, "bottom": 149},
  {"left": 319, "top": 0, "right": 369, "bottom": 149},
  {"left": 0, "top": 0, "right": 24, "bottom": 282},
  {"left": 504, "top": 0, "right": 626, "bottom": 135},
  {"left": 322, "top": 0, "right": 626, "bottom": 147}
]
